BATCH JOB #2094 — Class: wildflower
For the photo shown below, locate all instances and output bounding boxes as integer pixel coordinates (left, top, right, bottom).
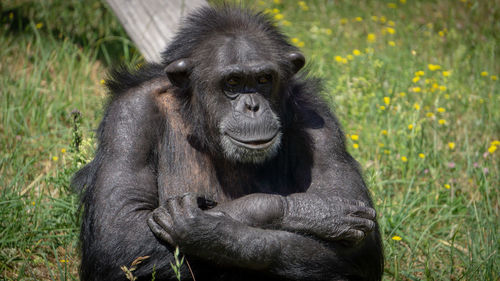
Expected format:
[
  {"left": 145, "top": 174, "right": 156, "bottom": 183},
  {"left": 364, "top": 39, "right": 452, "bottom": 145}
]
[
  {"left": 342, "top": 58, "right": 348, "bottom": 64},
  {"left": 60, "top": 259, "right": 69, "bottom": 263},
  {"left": 480, "top": 71, "right": 488, "bottom": 77},
  {"left": 384, "top": 97, "right": 390, "bottom": 105},
  {"left": 353, "top": 49, "right": 362, "bottom": 56},
  {"left": 351, "top": 134, "right": 359, "bottom": 141},
  {"left": 444, "top": 184, "right": 451, "bottom": 189},
  {"left": 355, "top": 17, "right": 363, "bottom": 22},
  {"left": 273, "top": 0, "right": 281, "bottom": 3},
  {"left": 380, "top": 16, "right": 387, "bottom": 23},
  {"left": 411, "top": 50, "right": 417, "bottom": 56},
  {"left": 438, "top": 119, "right": 446, "bottom": 125},
  {"left": 334, "top": 56, "right": 343, "bottom": 63},
  {"left": 291, "top": 37, "right": 299, "bottom": 44},
  {"left": 100, "top": 79, "right": 105, "bottom": 84},
  {"left": 412, "top": 87, "right": 421, "bottom": 93},
  {"left": 381, "top": 130, "right": 388, "bottom": 135},
  {"left": 401, "top": 156, "right": 408, "bottom": 162},
  {"left": 384, "top": 150, "right": 391, "bottom": 154},
  {"left": 379, "top": 105, "right": 386, "bottom": 110},
  {"left": 442, "top": 71, "right": 451, "bottom": 77},
  {"left": 340, "top": 18, "right": 348, "bottom": 25},
  {"left": 392, "top": 235, "right": 402, "bottom": 241},
  {"left": 274, "top": 14, "right": 284, "bottom": 20},
  {"left": 385, "top": 27, "right": 396, "bottom": 34},
  {"left": 437, "top": 107, "right": 445, "bottom": 113},
  {"left": 371, "top": 16, "right": 378, "bottom": 21},
  {"left": 439, "top": 85, "right": 447, "bottom": 91},
  {"left": 419, "top": 153, "right": 425, "bottom": 159},
  {"left": 491, "top": 75, "right": 498, "bottom": 81},
  {"left": 426, "top": 112, "right": 434, "bottom": 118},
  {"left": 298, "top": 1, "right": 309, "bottom": 11},
  {"left": 325, "top": 28, "right": 332, "bottom": 35},
  {"left": 36, "top": 22, "right": 43, "bottom": 29},
  {"left": 444, "top": 94, "right": 450, "bottom": 99},
  {"left": 399, "top": 92, "right": 406, "bottom": 97},
  {"left": 297, "top": 41, "right": 305, "bottom": 47},
  {"left": 272, "top": 8, "right": 280, "bottom": 14},
  {"left": 488, "top": 145, "right": 497, "bottom": 154},
  {"left": 353, "top": 143, "right": 359, "bottom": 149},
  {"left": 413, "top": 103, "right": 420, "bottom": 110},
  {"left": 400, "top": 0, "right": 406, "bottom": 3},
  {"left": 428, "top": 64, "right": 441, "bottom": 71},
  {"left": 281, "top": 20, "right": 291, "bottom": 26},
  {"left": 412, "top": 76, "right": 420, "bottom": 83},
  {"left": 388, "top": 20, "right": 395, "bottom": 27},
  {"left": 438, "top": 30, "right": 445, "bottom": 37},
  {"left": 415, "top": 70, "right": 425, "bottom": 76},
  {"left": 448, "top": 142, "right": 455, "bottom": 150},
  {"left": 365, "top": 47, "right": 374, "bottom": 53},
  {"left": 61, "top": 148, "right": 67, "bottom": 153},
  {"left": 367, "top": 33, "right": 376, "bottom": 43},
  {"left": 9, "top": 12, "right": 14, "bottom": 20},
  {"left": 52, "top": 156, "right": 59, "bottom": 161},
  {"left": 388, "top": 41, "right": 396, "bottom": 47},
  {"left": 347, "top": 54, "right": 354, "bottom": 60},
  {"left": 483, "top": 168, "right": 489, "bottom": 174},
  {"left": 448, "top": 162, "right": 456, "bottom": 168},
  {"left": 387, "top": 3, "right": 397, "bottom": 8},
  {"left": 378, "top": 143, "right": 385, "bottom": 147},
  {"left": 408, "top": 124, "right": 414, "bottom": 130},
  {"left": 31, "top": 201, "right": 36, "bottom": 206},
  {"left": 492, "top": 140, "right": 500, "bottom": 146}
]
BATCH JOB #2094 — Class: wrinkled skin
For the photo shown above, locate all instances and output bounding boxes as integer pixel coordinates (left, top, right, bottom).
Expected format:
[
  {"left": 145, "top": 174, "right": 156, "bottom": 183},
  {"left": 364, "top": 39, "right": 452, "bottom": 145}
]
[{"left": 73, "top": 6, "right": 383, "bottom": 281}]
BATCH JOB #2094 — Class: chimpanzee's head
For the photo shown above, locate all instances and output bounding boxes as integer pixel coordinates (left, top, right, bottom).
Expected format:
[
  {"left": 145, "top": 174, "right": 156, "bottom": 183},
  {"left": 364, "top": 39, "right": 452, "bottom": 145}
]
[{"left": 162, "top": 6, "right": 304, "bottom": 163}]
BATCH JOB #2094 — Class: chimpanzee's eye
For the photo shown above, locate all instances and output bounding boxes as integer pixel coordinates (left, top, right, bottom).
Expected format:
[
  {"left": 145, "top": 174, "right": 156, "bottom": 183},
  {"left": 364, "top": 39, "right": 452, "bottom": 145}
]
[
  {"left": 226, "top": 76, "right": 240, "bottom": 86},
  {"left": 257, "top": 74, "right": 272, "bottom": 84}
]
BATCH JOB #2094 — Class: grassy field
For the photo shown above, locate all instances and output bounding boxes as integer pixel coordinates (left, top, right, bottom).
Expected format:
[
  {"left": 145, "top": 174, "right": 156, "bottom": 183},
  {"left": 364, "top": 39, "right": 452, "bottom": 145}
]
[{"left": 0, "top": 0, "right": 498, "bottom": 280}]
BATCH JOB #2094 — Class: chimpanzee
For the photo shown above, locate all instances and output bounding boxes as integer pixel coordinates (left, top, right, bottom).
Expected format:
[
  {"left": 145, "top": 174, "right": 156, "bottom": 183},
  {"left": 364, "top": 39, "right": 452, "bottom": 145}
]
[{"left": 72, "top": 5, "right": 383, "bottom": 281}]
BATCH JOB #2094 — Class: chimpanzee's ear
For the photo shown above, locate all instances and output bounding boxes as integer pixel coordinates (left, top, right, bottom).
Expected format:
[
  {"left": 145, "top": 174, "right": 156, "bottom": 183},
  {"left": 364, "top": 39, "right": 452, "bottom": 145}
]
[
  {"left": 165, "top": 59, "right": 192, "bottom": 88},
  {"left": 286, "top": 52, "right": 305, "bottom": 74}
]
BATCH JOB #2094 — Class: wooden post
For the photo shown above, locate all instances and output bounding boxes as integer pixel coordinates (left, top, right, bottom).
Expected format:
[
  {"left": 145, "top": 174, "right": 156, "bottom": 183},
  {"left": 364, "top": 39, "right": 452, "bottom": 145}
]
[{"left": 105, "top": 0, "right": 207, "bottom": 62}]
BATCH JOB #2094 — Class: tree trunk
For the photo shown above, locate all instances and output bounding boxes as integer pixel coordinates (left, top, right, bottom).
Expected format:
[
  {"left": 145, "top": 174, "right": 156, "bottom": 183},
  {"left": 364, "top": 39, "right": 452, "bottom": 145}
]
[{"left": 105, "top": 0, "right": 207, "bottom": 62}]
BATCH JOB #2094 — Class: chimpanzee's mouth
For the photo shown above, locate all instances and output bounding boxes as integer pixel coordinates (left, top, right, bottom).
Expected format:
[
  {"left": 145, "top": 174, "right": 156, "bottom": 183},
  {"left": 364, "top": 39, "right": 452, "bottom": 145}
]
[{"left": 226, "top": 133, "right": 279, "bottom": 149}]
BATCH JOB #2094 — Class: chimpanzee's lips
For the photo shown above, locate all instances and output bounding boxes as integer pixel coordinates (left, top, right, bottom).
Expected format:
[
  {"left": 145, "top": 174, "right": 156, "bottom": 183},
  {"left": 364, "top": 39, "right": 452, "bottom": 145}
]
[{"left": 226, "top": 133, "right": 279, "bottom": 149}]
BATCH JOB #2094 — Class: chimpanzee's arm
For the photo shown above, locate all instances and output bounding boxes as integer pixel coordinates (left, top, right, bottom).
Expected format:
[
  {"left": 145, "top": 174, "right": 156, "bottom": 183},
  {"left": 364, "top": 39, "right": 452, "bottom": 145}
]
[{"left": 73, "top": 79, "right": 182, "bottom": 281}]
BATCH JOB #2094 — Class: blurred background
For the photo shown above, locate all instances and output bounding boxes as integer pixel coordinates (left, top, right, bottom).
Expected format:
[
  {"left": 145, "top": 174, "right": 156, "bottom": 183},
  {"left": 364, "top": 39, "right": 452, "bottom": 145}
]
[{"left": 0, "top": 0, "right": 498, "bottom": 280}]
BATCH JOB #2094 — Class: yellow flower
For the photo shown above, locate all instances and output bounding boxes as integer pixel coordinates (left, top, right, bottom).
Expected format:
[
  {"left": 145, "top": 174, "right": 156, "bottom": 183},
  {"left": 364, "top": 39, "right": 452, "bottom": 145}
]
[
  {"left": 272, "top": 8, "right": 280, "bottom": 14},
  {"left": 353, "top": 143, "right": 359, "bottom": 149},
  {"left": 371, "top": 16, "right": 378, "bottom": 21},
  {"left": 387, "top": 3, "right": 397, "bottom": 8},
  {"left": 367, "top": 33, "right": 376, "bottom": 43},
  {"left": 413, "top": 103, "right": 420, "bottom": 110},
  {"left": 400, "top": 0, "right": 406, "bottom": 3},
  {"left": 491, "top": 140, "right": 500, "bottom": 146},
  {"left": 412, "top": 87, "right": 421, "bottom": 93},
  {"left": 448, "top": 142, "right": 455, "bottom": 150},
  {"left": 488, "top": 145, "right": 497, "bottom": 154},
  {"left": 340, "top": 18, "right": 348, "bottom": 25},
  {"left": 438, "top": 119, "right": 446, "bottom": 125},
  {"left": 379, "top": 105, "right": 386, "bottom": 110},
  {"left": 381, "top": 130, "right": 388, "bottom": 135},
  {"left": 388, "top": 41, "right": 396, "bottom": 47},
  {"left": 439, "top": 85, "right": 447, "bottom": 91},
  {"left": 274, "top": 14, "right": 284, "bottom": 20},
  {"left": 438, "top": 30, "right": 445, "bottom": 37},
  {"left": 355, "top": 17, "right": 363, "bottom": 22},
  {"left": 385, "top": 27, "right": 396, "bottom": 34},
  {"left": 442, "top": 71, "right": 451, "bottom": 77},
  {"left": 61, "top": 148, "right": 67, "bottom": 154},
  {"left": 334, "top": 56, "right": 343, "bottom": 63},
  {"left": 281, "top": 20, "right": 291, "bottom": 26},
  {"left": 298, "top": 1, "right": 309, "bottom": 11},
  {"left": 426, "top": 112, "right": 434, "bottom": 118},
  {"left": 444, "top": 184, "right": 451, "bottom": 189},
  {"left": 480, "top": 71, "right": 488, "bottom": 76},
  {"left": 347, "top": 54, "right": 354, "bottom": 60},
  {"left": 412, "top": 76, "right": 420, "bottom": 83},
  {"left": 297, "top": 41, "right": 305, "bottom": 47},
  {"left": 415, "top": 70, "right": 425, "bottom": 77},
  {"left": 52, "top": 156, "right": 59, "bottom": 161},
  {"left": 36, "top": 22, "right": 43, "bottom": 29},
  {"left": 384, "top": 97, "right": 390, "bottom": 105},
  {"left": 291, "top": 37, "right": 299, "bottom": 44},
  {"left": 100, "top": 79, "right": 106, "bottom": 84},
  {"left": 384, "top": 150, "right": 391, "bottom": 154},
  {"left": 59, "top": 259, "right": 69, "bottom": 263},
  {"left": 491, "top": 75, "right": 498, "bottom": 81},
  {"left": 419, "top": 153, "right": 425, "bottom": 159},
  {"left": 353, "top": 49, "right": 362, "bottom": 56},
  {"left": 401, "top": 156, "right": 408, "bottom": 162},
  {"left": 9, "top": 12, "right": 14, "bottom": 20},
  {"left": 351, "top": 134, "right": 359, "bottom": 141},
  {"left": 273, "top": 0, "right": 281, "bottom": 3},
  {"left": 31, "top": 201, "right": 36, "bottom": 206},
  {"left": 408, "top": 124, "right": 414, "bottom": 130},
  {"left": 399, "top": 92, "right": 406, "bottom": 97},
  {"left": 437, "top": 107, "right": 446, "bottom": 113},
  {"left": 388, "top": 20, "right": 396, "bottom": 27},
  {"left": 325, "top": 28, "right": 332, "bottom": 35},
  {"left": 428, "top": 64, "right": 441, "bottom": 71},
  {"left": 342, "top": 58, "right": 348, "bottom": 64},
  {"left": 392, "top": 235, "right": 402, "bottom": 241},
  {"left": 380, "top": 16, "right": 387, "bottom": 23}
]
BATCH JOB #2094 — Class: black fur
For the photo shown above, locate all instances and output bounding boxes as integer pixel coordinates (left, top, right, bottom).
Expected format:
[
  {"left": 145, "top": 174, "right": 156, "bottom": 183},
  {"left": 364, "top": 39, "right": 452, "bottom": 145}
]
[{"left": 73, "top": 5, "right": 383, "bottom": 281}]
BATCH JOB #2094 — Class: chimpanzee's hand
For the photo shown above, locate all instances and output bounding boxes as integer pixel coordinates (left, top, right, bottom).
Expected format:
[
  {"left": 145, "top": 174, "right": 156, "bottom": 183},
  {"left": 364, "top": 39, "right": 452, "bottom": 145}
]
[
  {"left": 282, "top": 195, "right": 377, "bottom": 243},
  {"left": 205, "top": 193, "right": 284, "bottom": 228},
  {"left": 147, "top": 193, "right": 221, "bottom": 249}
]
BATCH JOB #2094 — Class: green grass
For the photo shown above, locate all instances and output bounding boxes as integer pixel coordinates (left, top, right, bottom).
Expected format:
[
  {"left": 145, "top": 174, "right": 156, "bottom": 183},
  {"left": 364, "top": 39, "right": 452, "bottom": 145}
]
[{"left": 1, "top": 0, "right": 498, "bottom": 280}]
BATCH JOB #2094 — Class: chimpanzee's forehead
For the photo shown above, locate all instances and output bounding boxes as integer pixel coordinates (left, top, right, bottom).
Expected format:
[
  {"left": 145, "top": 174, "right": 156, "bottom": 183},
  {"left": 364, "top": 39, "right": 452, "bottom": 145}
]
[{"left": 214, "top": 35, "right": 274, "bottom": 68}]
